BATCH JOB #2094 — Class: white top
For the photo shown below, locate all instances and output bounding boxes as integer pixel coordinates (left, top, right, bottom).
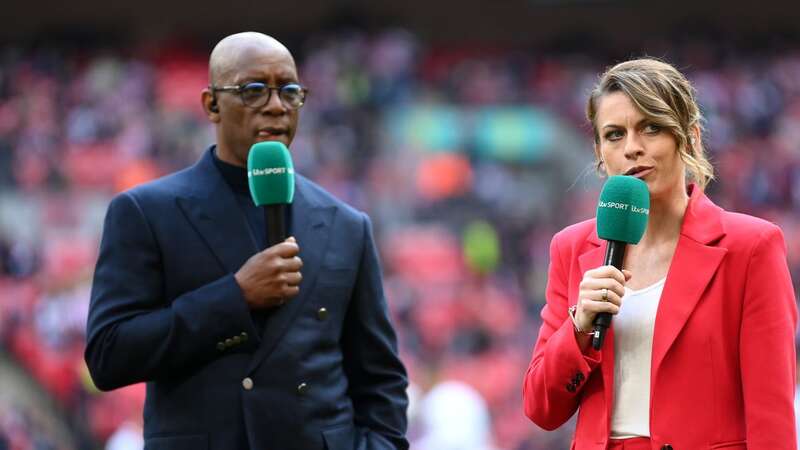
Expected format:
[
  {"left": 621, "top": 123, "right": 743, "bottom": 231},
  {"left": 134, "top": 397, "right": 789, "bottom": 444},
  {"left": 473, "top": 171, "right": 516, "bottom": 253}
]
[{"left": 610, "top": 277, "right": 666, "bottom": 439}]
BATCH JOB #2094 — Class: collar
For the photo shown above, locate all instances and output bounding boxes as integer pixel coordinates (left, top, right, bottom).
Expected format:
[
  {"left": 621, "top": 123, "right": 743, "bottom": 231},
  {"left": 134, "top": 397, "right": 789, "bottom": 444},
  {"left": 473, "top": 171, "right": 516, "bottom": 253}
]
[{"left": 211, "top": 146, "right": 250, "bottom": 194}]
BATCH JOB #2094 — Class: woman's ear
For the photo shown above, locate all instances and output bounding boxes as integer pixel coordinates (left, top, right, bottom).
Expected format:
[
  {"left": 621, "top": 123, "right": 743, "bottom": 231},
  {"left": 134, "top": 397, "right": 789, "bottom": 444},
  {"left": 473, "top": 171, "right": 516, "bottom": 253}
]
[
  {"left": 688, "top": 125, "right": 701, "bottom": 153},
  {"left": 594, "top": 143, "right": 605, "bottom": 174}
]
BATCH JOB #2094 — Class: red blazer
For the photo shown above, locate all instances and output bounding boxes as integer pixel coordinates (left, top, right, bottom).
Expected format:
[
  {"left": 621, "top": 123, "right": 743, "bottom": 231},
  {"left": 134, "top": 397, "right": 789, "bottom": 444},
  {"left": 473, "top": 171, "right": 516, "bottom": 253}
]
[{"left": 523, "top": 186, "right": 797, "bottom": 450}]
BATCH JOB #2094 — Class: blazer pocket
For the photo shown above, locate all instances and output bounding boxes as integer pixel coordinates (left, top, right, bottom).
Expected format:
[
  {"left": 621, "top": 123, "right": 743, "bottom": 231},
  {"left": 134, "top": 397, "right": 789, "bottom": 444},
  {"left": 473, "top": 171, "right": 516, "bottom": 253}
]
[
  {"left": 710, "top": 440, "right": 746, "bottom": 449},
  {"left": 322, "top": 423, "right": 356, "bottom": 450},
  {"left": 144, "top": 434, "right": 207, "bottom": 450}
]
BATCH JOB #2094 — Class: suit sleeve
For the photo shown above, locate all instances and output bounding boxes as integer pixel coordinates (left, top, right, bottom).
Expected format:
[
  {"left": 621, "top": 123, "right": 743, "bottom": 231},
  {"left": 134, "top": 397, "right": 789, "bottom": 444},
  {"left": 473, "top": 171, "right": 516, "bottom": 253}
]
[
  {"left": 340, "top": 213, "right": 409, "bottom": 450},
  {"left": 739, "top": 225, "right": 798, "bottom": 449},
  {"left": 523, "top": 232, "right": 602, "bottom": 430},
  {"left": 84, "top": 192, "right": 260, "bottom": 391}
]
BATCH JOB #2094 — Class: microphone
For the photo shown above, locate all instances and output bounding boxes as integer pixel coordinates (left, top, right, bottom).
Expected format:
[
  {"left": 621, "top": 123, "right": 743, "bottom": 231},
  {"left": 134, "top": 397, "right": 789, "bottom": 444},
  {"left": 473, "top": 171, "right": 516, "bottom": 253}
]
[
  {"left": 247, "top": 141, "right": 295, "bottom": 247},
  {"left": 592, "top": 175, "right": 650, "bottom": 350}
]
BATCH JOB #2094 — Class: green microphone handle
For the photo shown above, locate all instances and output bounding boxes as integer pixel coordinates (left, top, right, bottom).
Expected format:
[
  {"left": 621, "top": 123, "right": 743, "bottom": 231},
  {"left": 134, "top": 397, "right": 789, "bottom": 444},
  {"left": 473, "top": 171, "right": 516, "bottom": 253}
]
[{"left": 592, "top": 239, "right": 626, "bottom": 350}]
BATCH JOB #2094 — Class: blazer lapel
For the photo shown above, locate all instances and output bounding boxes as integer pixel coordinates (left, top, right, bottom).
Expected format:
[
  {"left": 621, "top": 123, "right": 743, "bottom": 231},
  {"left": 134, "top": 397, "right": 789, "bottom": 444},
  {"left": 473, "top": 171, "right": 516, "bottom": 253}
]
[
  {"left": 247, "top": 178, "right": 336, "bottom": 374},
  {"left": 651, "top": 185, "right": 727, "bottom": 378},
  {"left": 175, "top": 152, "right": 339, "bottom": 372},
  {"left": 176, "top": 149, "right": 259, "bottom": 274},
  {"left": 577, "top": 238, "right": 605, "bottom": 286},
  {"left": 576, "top": 187, "right": 727, "bottom": 431}
]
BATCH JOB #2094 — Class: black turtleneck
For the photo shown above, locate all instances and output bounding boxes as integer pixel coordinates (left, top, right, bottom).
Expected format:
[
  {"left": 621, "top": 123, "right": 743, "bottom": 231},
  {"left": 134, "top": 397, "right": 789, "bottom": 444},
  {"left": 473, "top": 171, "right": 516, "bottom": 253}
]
[
  {"left": 212, "top": 147, "right": 274, "bottom": 332},
  {"left": 212, "top": 147, "right": 268, "bottom": 252}
]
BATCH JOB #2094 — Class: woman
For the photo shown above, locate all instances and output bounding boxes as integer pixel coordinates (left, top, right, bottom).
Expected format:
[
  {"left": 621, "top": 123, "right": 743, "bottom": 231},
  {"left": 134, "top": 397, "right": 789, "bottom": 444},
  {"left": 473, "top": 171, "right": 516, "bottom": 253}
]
[{"left": 522, "top": 58, "right": 797, "bottom": 450}]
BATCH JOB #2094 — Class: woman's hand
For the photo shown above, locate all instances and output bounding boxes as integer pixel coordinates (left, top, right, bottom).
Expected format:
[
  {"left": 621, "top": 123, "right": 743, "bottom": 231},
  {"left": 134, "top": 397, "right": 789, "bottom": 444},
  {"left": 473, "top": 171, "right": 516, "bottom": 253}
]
[{"left": 574, "top": 266, "right": 632, "bottom": 333}]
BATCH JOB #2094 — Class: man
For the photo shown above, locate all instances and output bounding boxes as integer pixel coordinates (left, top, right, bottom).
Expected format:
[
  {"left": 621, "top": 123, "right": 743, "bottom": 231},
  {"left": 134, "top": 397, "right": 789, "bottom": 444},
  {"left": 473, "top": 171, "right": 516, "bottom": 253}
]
[{"left": 85, "top": 32, "right": 409, "bottom": 450}]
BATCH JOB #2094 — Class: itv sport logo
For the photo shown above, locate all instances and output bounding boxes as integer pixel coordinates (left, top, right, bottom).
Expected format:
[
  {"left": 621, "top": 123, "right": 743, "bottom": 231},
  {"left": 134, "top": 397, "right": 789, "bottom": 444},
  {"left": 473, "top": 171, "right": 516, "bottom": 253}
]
[{"left": 248, "top": 167, "right": 295, "bottom": 177}]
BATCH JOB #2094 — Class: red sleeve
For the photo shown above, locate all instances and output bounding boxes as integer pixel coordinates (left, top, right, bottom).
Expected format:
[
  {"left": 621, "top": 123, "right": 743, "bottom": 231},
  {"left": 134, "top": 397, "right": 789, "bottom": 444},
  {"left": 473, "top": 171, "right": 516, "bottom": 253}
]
[
  {"left": 523, "top": 231, "right": 602, "bottom": 430},
  {"left": 739, "top": 225, "right": 798, "bottom": 449}
]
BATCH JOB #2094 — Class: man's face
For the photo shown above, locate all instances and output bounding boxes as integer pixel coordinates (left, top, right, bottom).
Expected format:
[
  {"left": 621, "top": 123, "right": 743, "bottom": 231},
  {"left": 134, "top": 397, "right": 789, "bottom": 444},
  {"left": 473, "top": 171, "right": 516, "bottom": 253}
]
[{"left": 213, "top": 46, "right": 300, "bottom": 167}]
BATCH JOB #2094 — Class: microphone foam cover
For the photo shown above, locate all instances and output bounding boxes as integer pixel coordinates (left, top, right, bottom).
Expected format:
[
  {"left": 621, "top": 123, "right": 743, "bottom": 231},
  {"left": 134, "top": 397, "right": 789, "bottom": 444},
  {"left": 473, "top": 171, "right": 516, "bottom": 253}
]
[
  {"left": 247, "top": 141, "right": 295, "bottom": 206},
  {"left": 596, "top": 175, "right": 650, "bottom": 244}
]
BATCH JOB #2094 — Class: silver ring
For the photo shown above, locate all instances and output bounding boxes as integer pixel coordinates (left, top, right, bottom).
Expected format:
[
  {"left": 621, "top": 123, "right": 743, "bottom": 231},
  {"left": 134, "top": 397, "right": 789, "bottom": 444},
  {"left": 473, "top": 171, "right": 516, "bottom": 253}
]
[{"left": 601, "top": 288, "right": 608, "bottom": 302}]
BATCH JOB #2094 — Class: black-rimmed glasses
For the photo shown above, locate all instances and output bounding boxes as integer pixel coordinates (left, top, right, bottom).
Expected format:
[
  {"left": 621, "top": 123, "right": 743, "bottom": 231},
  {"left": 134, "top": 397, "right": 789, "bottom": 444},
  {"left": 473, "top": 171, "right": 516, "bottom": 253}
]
[{"left": 211, "top": 82, "right": 308, "bottom": 110}]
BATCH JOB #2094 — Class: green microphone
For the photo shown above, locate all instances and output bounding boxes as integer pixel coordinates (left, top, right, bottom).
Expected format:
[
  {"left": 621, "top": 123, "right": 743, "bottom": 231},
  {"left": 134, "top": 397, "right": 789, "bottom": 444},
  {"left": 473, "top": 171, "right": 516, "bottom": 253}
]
[
  {"left": 593, "top": 175, "right": 650, "bottom": 350},
  {"left": 247, "top": 141, "right": 295, "bottom": 247}
]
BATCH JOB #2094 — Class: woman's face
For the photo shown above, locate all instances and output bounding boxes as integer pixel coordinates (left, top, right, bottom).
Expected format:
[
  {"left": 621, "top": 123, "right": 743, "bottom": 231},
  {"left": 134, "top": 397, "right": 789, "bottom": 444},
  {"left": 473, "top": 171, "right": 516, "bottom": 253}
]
[{"left": 594, "top": 91, "right": 687, "bottom": 202}]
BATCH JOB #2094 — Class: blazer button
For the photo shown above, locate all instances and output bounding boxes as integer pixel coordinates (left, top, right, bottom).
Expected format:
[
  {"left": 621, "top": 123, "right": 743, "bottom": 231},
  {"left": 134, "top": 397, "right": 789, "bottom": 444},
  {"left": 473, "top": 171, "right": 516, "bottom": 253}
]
[
  {"left": 240, "top": 332, "right": 248, "bottom": 342},
  {"left": 224, "top": 338, "right": 233, "bottom": 348},
  {"left": 661, "top": 445, "right": 673, "bottom": 450},
  {"left": 576, "top": 372, "right": 585, "bottom": 382},
  {"left": 565, "top": 383, "right": 576, "bottom": 393},
  {"left": 297, "top": 382, "right": 309, "bottom": 395},
  {"left": 232, "top": 335, "right": 241, "bottom": 345},
  {"left": 242, "top": 378, "right": 254, "bottom": 390},
  {"left": 317, "top": 307, "right": 329, "bottom": 321},
  {"left": 216, "top": 342, "right": 226, "bottom": 351}
]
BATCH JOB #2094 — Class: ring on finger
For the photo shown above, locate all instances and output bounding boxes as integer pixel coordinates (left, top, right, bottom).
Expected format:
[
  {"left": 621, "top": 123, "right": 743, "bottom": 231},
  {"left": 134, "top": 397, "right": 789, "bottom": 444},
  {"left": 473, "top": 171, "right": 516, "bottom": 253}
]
[{"left": 601, "top": 288, "right": 608, "bottom": 302}]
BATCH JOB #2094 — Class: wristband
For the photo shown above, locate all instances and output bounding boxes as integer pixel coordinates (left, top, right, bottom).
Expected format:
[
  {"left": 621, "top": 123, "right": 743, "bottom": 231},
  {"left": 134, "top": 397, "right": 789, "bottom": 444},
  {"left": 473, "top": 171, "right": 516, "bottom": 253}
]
[{"left": 568, "top": 305, "right": 595, "bottom": 336}]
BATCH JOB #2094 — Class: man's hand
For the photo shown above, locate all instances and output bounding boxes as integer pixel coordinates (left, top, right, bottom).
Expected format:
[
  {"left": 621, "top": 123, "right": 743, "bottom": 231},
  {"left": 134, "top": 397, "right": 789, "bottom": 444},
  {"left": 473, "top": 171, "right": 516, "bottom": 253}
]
[{"left": 234, "top": 237, "right": 302, "bottom": 308}]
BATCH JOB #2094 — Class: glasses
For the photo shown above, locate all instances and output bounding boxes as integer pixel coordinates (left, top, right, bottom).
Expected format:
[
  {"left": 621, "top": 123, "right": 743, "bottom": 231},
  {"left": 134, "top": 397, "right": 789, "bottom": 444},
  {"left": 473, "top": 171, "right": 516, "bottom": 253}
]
[{"left": 211, "top": 82, "right": 308, "bottom": 110}]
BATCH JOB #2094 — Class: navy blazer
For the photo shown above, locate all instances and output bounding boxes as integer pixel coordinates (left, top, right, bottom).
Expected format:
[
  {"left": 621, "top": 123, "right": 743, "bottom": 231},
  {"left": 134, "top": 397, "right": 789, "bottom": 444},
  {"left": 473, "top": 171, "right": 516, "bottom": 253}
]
[{"left": 85, "top": 148, "right": 409, "bottom": 450}]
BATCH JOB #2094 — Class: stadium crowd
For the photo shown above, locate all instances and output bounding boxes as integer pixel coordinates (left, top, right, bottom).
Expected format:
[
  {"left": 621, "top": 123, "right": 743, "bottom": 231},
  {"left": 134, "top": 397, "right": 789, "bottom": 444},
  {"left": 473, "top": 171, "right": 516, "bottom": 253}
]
[{"left": 1, "top": 30, "right": 800, "bottom": 449}]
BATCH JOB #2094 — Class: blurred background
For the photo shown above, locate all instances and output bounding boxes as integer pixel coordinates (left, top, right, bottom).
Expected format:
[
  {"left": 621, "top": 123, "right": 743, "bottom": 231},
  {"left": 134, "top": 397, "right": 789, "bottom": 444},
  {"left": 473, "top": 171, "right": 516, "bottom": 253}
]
[{"left": 1, "top": 0, "right": 800, "bottom": 449}]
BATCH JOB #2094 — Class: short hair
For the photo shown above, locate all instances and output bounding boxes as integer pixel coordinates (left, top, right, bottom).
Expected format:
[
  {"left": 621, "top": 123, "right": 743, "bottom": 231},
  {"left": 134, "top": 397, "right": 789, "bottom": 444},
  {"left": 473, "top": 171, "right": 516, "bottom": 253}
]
[{"left": 586, "top": 58, "right": 714, "bottom": 189}]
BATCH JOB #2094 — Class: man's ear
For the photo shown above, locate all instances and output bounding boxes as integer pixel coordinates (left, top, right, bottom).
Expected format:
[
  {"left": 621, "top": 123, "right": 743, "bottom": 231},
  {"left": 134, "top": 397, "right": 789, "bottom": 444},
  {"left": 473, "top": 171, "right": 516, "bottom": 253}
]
[{"left": 202, "top": 88, "right": 221, "bottom": 123}]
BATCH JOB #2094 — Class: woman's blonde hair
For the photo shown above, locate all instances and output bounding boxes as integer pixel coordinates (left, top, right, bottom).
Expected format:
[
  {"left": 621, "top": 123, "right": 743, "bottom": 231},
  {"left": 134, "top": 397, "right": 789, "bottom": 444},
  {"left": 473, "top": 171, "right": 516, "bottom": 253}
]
[{"left": 586, "top": 58, "right": 714, "bottom": 189}]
